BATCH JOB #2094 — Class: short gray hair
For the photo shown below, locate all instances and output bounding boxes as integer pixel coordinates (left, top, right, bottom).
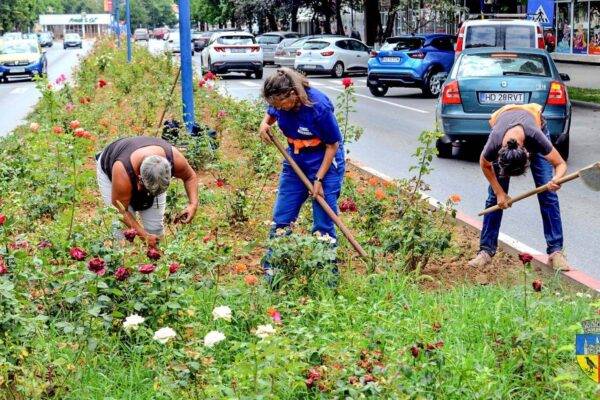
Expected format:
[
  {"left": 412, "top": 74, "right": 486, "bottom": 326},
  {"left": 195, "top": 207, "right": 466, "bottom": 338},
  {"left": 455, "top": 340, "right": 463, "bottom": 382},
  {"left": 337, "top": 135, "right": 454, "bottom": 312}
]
[{"left": 140, "top": 155, "right": 171, "bottom": 195}]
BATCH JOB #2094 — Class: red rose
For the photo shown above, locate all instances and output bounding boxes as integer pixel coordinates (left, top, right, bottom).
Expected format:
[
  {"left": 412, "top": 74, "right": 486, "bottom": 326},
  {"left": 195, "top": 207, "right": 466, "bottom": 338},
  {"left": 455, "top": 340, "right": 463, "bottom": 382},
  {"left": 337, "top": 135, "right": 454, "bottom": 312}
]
[
  {"left": 70, "top": 247, "right": 87, "bottom": 261},
  {"left": 123, "top": 229, "right": 137, "bottom": 242},
  {"left": 204, "top": 72, "right": 216, "bottom": 80},
  {"left": 435, "top": 341, "right": 444, "bottom": 349},
  {"left": 79, "top": 98, "right": 86, "bottom": 104},
  {"left": 138, "top": 264, "right": 156, "bottom": 274},
  {"left": 69, "top": 120, "right": 81, "bottom": 129},
  {"left": 169, "top": 263, "right": 180, "bottom": 274},
  {"left": 0, "top": 264, "right": 7, "bottom": 275},
  {"left": 532, "top": 279, "right": 543, "bottom": 292},
  {"left": 203, "top": 237, "right": 211, "bottom": 243},
  {"left": 0, "top": 214, "right": 5, "bottom": 225},
  {"left": 87, "top": 257, "right": 106, "bottom": 275},
  {"left": 342, "top": 77, "right": 353, "bottom": 88},
  {"left": 53, "top": 126, "right": 63, "bottom": 134},
  {"left": 363, "top": 375, "right": 375, "bottom": 383},
  {"left": 146, "top": 248, "right": 161, "bottom": 261},
  {"left": 518, "top": 253, "right": 533, "bottom": 264},
  {"left": 410, "top": 346, "right": 419, "bottom": 358},
  {"left": 114, "top": 267, "right": 131, "bottom": 281},
  {"left": 199, "top": 80, "right": 206, "bottom": 87},
  {"left": 432, "top": 322, "right": 442, "bottom": 331},
  {"left": 38, "top": 241, "right": 51, "bottom": 249},
  {"left": 216, "top": 180, "right": 224, "bottom": 187},
  {"left": 307, "top": 368, "right": 321, "bottom": 381},
  {"left": 98, "top": 79, "right": 107, "bottom": 88}
]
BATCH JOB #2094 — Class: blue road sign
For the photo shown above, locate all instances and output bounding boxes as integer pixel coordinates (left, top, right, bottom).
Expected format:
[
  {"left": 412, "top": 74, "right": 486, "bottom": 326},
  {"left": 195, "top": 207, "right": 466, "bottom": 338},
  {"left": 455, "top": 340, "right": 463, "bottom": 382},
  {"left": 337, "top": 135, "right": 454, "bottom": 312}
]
[{"left": 527, "top": 0, "right": 554, "bottom": 28}]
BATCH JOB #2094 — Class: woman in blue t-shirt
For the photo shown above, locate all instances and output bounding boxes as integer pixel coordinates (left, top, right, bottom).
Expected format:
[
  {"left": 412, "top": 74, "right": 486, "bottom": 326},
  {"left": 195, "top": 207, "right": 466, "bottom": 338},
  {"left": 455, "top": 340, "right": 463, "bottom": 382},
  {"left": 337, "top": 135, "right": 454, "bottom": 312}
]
[{"left": 259, "top": 68, "right": 345, "bottom": 276}]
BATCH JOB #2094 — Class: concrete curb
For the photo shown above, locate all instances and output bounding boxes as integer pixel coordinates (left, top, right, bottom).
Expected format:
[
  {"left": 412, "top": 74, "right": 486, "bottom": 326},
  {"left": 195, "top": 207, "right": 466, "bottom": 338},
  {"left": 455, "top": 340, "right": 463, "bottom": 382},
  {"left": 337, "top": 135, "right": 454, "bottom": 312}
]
[
  {"left": 348, "top": 159, "right": 600, "bottom": 294},
  {"left": 571, "top": 99, "right": 600, "bottom": 110}
]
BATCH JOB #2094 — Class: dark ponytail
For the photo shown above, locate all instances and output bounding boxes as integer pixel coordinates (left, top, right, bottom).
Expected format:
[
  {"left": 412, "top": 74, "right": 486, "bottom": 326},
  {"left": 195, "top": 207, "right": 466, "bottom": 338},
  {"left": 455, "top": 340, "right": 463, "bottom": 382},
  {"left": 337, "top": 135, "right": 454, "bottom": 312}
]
[{"left": 498, "top": 139, "right": 529, "bottom": 177}]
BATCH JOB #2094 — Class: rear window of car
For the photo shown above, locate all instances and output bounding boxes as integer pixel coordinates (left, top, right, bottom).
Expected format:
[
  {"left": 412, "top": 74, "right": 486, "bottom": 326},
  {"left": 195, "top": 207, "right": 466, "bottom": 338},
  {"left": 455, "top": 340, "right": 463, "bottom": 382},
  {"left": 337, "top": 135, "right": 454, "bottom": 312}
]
[
  {"left": 465, "top": 25, "right": 535, "bottom": 49},
  {"left": 457, "top": 53, "right": 550, "bottom": 78},
  {"left": 217, "top": 36, "right": 255, "bottom": 45},
  {"left": 389, "top": 38, "right": 425, "bottom": 51},
  {"left": 257, "top": 35, "right": 281, "bottom": 44},
  {"left": 303, "top": 41, "right": 329, "bottom": 50},
  {"left": 135, "top": 29, "right": 147, "bottom": 34}
]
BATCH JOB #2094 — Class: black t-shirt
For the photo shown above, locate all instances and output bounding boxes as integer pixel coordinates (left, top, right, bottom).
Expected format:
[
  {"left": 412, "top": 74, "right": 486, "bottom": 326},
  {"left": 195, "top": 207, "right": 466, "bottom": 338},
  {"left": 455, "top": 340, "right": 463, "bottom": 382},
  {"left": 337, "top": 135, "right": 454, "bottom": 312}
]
[{"left": 482, "top": 109, "right": 554, "bottom": 162}]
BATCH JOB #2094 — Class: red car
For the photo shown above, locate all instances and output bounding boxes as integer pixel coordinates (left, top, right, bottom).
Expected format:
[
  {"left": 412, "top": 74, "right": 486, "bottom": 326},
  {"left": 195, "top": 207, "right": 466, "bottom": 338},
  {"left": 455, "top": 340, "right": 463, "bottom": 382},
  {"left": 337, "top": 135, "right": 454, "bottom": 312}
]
[{"left": 154, "top": 27, "right": 168, "bottom": 40}]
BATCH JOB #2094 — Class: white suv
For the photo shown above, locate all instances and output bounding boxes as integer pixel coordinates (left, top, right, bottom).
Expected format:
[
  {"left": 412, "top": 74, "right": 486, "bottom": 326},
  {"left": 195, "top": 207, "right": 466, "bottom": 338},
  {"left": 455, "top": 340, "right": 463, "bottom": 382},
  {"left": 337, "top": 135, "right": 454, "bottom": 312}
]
[
  {"left": 200, "top": 32, "right": 263, "bottom": 79},
  {"left": 455, "top": 19, "right": 545, "bottom": 56},
  {"left": 294, "top": 37, "right": 369, "bottom": 78}
]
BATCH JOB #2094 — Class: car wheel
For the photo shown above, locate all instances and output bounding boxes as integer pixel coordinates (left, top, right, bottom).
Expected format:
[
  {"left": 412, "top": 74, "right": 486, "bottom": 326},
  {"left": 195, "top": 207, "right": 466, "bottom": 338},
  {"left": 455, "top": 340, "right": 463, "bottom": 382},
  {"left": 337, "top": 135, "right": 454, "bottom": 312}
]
[
  {"left": 555, "top": 136, "right": 570, "bottom": 161},
  {"left": 368, "top": 85, "right": 388, "bottom": 97},
  {"left": 422, "top": 69, "right": 442, "bottom": 98},
  {"left": 331, "top": 62, "right": 344, "bottom": 78},
  {"left": 435, "top": 138, "right": 453, "bottom": 158},
  {"left": 63, "top": 45, "right": 66, "bottom": 49},
  {"left": 255, "top": 70, "right": 263, "bottom": 79},
  {"left": 245, "top": 72, "right": 253, "bottom": 78}
]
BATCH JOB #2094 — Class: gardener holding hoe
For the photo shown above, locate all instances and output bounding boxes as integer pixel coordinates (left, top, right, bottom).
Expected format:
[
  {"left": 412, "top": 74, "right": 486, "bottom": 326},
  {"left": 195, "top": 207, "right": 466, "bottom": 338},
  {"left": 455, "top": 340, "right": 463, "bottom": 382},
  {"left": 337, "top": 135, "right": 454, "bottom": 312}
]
[
  {"left": 259, "top": 68, "right": 345, "bottom": 276},
  {"left": 96, "top": 136, "right": 198, "bottom": 247},
  {"left": 468, "top": 103, "right": 570, "bottom": 271}
]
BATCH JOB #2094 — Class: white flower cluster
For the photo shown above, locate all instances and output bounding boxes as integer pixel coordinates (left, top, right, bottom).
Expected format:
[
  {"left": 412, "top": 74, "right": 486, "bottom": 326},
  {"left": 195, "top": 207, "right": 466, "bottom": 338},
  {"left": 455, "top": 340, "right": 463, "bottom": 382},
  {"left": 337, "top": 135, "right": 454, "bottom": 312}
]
[
  {"left": 153, "top": 327, "right": 177, "bottom": 344},
  {"left": 123, "top": 314, "right": 145, "bottom": 330},
  {"left": 204, "top": 331, "right": 226, "bottom": 347},
  {"left": 212, "top": 306, "right": 232, "bottom": 321},
  {"left": 255, "top": 324, "right": 276, "bottom": 339}
]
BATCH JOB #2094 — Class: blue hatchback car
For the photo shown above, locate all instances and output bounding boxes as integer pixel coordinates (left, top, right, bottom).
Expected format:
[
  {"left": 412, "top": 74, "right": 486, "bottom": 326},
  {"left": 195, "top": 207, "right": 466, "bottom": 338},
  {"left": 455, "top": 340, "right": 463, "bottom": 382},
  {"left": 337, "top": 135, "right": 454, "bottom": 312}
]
[
  {"left": 435, "top": 48, "right": 571, "bottom": 159},
  {"left": 367, "top": 34, "right": 456, "bottom": 97}
]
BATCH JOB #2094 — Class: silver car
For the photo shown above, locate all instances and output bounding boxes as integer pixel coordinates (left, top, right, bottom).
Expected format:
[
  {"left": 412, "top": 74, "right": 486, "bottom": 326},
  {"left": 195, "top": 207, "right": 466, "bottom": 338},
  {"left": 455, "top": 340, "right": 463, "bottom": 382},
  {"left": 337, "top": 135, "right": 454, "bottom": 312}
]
[
  {"left": 295, "top": 37, "right": 370, "bottom": 78},
  {"left": 63, "top": 33, "right": 82, "bottom": 49},
  {"left": 257, "top": 32, "right": 302, "bottom": 64},
  {"left": 275, "top": 35, "right": 345, "bottom": 68}
]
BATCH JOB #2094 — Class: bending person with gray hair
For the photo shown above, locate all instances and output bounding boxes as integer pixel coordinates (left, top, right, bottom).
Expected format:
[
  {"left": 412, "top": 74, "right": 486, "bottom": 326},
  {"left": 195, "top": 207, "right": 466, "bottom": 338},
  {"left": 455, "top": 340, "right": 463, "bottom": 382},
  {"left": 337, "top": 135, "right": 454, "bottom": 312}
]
[{"left": 96, "top": 136, "right": 198, "bottom": 247}]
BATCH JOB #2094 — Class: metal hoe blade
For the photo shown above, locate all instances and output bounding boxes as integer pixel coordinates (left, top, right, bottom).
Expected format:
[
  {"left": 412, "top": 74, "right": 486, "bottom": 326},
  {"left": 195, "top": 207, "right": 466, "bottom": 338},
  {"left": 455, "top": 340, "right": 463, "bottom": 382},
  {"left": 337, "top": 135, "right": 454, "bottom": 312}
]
[{"left": 579, "top": 162, "right": 600, "bottom": 191}]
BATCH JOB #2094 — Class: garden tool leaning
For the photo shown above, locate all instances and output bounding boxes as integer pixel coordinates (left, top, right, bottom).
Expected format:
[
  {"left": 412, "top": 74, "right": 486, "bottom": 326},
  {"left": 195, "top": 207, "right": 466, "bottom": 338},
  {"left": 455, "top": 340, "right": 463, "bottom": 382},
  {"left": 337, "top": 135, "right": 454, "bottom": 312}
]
[
  {"left": 269, "top": 134, "right": 368, "bottom": 259},
  {"left": 479, "top": 161, "right": 600, "bottom": 216}
]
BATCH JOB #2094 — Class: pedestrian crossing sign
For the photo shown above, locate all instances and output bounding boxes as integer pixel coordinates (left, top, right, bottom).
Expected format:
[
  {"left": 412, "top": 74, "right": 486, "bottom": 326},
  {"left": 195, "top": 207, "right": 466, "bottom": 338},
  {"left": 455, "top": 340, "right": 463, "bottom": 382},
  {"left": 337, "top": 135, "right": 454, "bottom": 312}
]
[
  {"left": 527, "top": 0, "right": 554, "bottom": 27},
  {"left": 532, "top": 5, "right": 549, "bottom": 24}
]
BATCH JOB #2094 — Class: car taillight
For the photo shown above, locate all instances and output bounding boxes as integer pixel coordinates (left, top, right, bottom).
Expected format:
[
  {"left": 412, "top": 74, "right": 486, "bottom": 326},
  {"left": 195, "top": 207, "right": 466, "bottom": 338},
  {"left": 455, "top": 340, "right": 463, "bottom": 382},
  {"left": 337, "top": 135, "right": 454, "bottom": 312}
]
[
  {"left": 547, "top": 81, "right": 566, "bottom": 105},
  {"left": 251, "top": 46, "right": 260, "bottom": 52},
  {"left": 320, "top": 50, "right": 334, "bottom": 56},
  {"left": 442, "top": 81, "right": 461, "bottom": 104},
  {"left": 275, "top": 51, "right": 283, "bottom": 56},
  {"left": 408, "top": 52, "right": 425, "bottom": 59},
  {"left": 370, "top": 51, "right": 378, "bottom": 58},
  {"left": 537, "top": 25, "right": 545, "bottom": 49},
  {"left": 296, "top": 50, "right": 302, "bottom": 56},
  {"left": 455, "top": 26, "right": 465, "bottom": 54},
  {"left": 214, "top": 47, "right": 225, "bottom": 53}
]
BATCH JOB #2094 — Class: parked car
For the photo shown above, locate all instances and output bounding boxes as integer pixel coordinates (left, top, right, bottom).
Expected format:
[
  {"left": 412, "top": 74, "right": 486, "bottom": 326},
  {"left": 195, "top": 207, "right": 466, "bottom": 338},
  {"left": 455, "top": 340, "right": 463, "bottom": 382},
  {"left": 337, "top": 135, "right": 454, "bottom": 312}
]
[
  {"left": 63, "top": 33, "right": 82, "bottom": 49},
  {"left": 2, "top": 32, "right": 23, "bottom": 41},
  {"left": 37, "top": 31, "right": 53, "bottom": 47},
  {"left": 455, "top": 19, "right": 545, "bottom": 57},
  {"left": 192, "top": 30, "right": 212, "bottom": 52},
  {"left": 367, "top": 34, "right": 455, "bottom": 98},
  {"left": 0, "top": 40, "right": 47, "bottom": 82},
  {"left": 435, "top": 48, "right": 571, "bottom": 159},
  {"left": 23, "top": 33, "right": 37, "bottom": 41},
  {"left": 257, "top": 32, "right": 302, "bottom": 64},
  {"left": 153, "top": 27, "right": 169, "bottom": 40},
  {"left": 164, "top": 31, "right": 194, "bottom": 56},
  {"left": 295, "top": 37, "right": 370, "bottom": 78},
  {"left": 200, "top": 32, "right": 263, "bottom": 79},
  {"left": 133, "top": 28, "right": 149, "bottom": 41},
  {"left": 274, "top": 35, "right": 343, "bottom": 68}
]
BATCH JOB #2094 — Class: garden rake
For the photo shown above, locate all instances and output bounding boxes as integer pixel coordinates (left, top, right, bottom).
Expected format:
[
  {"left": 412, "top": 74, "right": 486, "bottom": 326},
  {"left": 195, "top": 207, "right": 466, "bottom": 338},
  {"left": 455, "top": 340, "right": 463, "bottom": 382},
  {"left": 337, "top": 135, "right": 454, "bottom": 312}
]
[
  {"left": 269, "top": 135, "right": 368, "bottom": 259},
  {"left": 479, "top": 161, "right": 600, "bottom": 216}
]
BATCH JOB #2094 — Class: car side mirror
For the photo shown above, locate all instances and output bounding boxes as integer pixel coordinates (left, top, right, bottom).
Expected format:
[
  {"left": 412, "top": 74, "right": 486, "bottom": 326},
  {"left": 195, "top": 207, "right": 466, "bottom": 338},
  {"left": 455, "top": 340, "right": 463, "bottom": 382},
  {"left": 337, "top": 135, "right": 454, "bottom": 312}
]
[{"left": 559, "top": 73, "right": 570, "bottom": 82}]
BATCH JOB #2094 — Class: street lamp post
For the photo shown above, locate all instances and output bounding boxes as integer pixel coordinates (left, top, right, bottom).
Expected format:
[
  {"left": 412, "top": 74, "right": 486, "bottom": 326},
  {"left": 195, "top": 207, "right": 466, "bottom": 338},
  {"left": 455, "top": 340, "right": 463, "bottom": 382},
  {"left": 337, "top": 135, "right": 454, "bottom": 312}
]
[
  {"left": 126, "top": 0, "right": 131, "bottom": 62},
  {"left": 81, "top": 12, "right": 86, "bottom": 39},
  {"left": 115, "top": 0, "right": 121, "bottom": 48},
  {"left": 178, "top": 0, "right": 195, "bottom": 132}
]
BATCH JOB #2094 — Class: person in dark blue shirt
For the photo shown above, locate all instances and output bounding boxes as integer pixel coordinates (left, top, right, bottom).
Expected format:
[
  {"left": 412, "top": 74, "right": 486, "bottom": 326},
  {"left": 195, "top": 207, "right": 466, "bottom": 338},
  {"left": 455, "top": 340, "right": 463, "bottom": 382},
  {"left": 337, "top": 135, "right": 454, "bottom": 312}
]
[{"left": 259, "top": 68, "right": 345, "bottom": 278}]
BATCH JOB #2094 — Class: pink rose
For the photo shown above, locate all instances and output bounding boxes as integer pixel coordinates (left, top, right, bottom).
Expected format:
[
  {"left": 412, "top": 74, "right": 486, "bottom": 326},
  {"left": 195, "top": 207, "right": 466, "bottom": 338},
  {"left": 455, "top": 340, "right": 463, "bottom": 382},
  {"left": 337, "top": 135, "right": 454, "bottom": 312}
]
[
  {"left": 87, "top": 257, "right": 106, "bottom": 275},
  {"left": 69, "top": 247, "right": 87, "bottom": 261},
  {"left": 114, "top": 267, "right": 131, "bottom": 281},
  {"left": 169, "top": 263, "right": 180, "bottom": 274},
  {"left": 146, "top": 248, "right": 161, "bottom": 261},
  {"left": 138, "top": 264, "right": 156, "bottom": 274}
]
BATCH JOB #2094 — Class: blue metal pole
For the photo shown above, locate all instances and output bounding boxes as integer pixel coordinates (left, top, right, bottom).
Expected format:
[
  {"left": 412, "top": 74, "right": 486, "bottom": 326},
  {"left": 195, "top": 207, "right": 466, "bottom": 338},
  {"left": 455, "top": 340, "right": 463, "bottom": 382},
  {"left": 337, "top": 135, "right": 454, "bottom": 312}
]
[
  {"left": 178, "top": 0, "right": 195, "bottom": 132},
  {"left": 116, "top": 0, "right": 120, "bottom": 48},
  {"left": 126, "top": 0, "right": 132, "bottom": 62}
]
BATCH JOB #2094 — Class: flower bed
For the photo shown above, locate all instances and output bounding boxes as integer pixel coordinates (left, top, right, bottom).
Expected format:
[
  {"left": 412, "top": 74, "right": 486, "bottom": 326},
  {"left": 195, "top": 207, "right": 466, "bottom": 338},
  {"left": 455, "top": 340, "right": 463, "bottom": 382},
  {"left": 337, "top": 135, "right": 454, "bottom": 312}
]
[{"left": 0, "top": 39, "right": 597, "bottom": 398}]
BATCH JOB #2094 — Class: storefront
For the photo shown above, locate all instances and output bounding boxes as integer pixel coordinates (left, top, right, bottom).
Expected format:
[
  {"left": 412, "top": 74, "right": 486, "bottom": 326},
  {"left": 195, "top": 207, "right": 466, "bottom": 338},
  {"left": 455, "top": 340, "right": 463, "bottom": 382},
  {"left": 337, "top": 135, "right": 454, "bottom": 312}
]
[
  {"left": 550, "top": 1, "right": 600, "bottom": 61},
  {"left": 39, "top": 14, "right": 112, "bottom": 39}
]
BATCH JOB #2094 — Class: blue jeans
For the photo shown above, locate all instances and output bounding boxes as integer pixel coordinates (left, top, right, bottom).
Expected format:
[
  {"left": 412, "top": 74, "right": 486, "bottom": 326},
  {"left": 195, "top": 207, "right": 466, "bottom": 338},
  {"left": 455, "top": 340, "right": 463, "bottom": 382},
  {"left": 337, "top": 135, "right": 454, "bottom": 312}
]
[
  {"left": 263, "top": 147, "right": 345, "bottom": 273},
  {"left": 480, "top": 154, "right": 563, "bottom": 256}
]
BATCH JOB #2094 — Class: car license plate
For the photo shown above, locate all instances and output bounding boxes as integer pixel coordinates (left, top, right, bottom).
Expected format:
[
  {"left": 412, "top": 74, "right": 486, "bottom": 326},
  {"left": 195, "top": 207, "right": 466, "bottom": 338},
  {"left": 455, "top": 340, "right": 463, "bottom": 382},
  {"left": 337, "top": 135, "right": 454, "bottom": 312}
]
[
  {"left": 382, "top": 57, "right": 400, "bottom": 63},
  {"left": 10, "top": 68, "right": 25, "bottom": 73},
  {"left": 479, "top": 92, "right": 525, "bottom": 104},
  {"left": 231, "top": 48, "right": 245, "bottom": 53}
]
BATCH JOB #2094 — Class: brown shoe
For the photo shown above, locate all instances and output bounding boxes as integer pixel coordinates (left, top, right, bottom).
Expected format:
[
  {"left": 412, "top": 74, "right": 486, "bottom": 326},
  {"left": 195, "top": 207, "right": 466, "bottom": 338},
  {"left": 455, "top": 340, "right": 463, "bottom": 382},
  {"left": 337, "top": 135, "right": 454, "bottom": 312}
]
[
  {"left": 468, "top": 251, "right": 492, "bottom": 268},
  {"left": 549, "top": 251, "right": 571, "bottom": 271}
]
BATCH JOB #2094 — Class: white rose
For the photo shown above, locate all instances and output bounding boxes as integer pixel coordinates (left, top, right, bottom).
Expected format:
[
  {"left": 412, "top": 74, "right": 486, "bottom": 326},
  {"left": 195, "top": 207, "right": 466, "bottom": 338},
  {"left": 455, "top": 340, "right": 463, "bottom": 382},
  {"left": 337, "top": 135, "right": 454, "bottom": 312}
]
[
  {"left": 204, "top": 331, "right": 226, "bottom": 347},
  {"left": 255, "top": 324, "right": 276, "bottom": 339},
  {"left": 123, "top": 314, "right": 145, "bottom": 330},
  {"left": 212, "top": 306, "right": 232, "bottom": 322},
  {"left": 153, "top": 327, "right": 177, "bottom": 344}
]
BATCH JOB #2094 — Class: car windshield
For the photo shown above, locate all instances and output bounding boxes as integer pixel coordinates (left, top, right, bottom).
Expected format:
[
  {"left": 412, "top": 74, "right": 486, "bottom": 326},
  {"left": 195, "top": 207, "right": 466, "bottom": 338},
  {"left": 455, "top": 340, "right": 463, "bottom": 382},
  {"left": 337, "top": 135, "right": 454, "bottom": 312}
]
[
  {"left": 0, "top": 42, "right": 38, "bottom": 54},
  {"left": 257, "top": 35, "right": 281, "bottom": 44},
  {"left": 390, "top": 38, "right": 425, "bottom": 51},
  {"left": 303, "top": 41, "right": 329, "bottom": 50},
  {"left": 216, "top": 36, "right": 254, "bottom": 45},
  {"left": 65, "top": 34, "right": 79, "bottom": 40},
  {"left": 457, "top": 53, "right": 550, "bottom": 78}
]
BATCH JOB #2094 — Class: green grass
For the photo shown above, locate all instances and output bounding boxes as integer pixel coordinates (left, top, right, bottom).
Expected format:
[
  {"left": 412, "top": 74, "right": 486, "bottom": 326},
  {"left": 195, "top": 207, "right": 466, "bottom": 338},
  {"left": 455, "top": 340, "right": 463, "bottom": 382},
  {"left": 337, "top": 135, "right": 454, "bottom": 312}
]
[{"left": 567, "top": 86, "right": 600, "bottom": 104}]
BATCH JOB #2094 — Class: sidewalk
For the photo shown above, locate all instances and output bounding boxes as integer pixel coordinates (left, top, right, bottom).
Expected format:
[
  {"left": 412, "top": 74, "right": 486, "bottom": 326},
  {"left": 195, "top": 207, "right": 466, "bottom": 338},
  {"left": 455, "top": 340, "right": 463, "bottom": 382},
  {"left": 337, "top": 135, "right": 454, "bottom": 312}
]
[{"left": 555, "top": 61, "right": 600, "bottom": 89}]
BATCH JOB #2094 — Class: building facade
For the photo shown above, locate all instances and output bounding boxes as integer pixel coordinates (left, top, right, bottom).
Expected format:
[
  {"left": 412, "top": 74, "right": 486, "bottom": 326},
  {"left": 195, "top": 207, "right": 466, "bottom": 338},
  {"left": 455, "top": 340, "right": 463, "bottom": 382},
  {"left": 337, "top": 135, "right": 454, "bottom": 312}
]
[{"left": 39, "top": 14, "right": 112, "bottom": 39}]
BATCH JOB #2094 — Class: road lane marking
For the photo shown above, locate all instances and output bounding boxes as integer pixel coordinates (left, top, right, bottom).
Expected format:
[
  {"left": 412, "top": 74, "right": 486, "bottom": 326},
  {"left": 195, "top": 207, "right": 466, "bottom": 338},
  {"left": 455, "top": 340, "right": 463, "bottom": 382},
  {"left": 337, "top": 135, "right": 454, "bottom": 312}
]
[
  {"left": 308, "top": 81, "right": 324, "bottom": 86},
  {"left": 326, "top": 87, "right": 429, "bottom": 114},
  {"left": 10, "top": 87, "right": 30, "bottom": 94},
  {"left": 239, "top": 81, "right": 261, "bottom": 87}
]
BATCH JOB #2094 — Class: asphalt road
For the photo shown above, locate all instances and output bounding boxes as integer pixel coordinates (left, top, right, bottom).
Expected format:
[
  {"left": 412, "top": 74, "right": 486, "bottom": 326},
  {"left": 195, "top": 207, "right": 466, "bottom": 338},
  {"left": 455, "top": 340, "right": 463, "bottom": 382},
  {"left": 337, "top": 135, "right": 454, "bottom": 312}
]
[
  {"left": 193, "top": 59, "right": 600, "bottom": 280},
  {"left": 0, "top": 40, "right": 89, "bottom": 137}
]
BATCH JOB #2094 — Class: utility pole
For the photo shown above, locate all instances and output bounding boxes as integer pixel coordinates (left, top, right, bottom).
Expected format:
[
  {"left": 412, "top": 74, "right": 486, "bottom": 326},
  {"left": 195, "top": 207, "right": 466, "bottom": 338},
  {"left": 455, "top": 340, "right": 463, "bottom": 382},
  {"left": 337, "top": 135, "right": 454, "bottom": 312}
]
[
  {"left": 116, "top": 0, "right": 120, "bottom": 48},
  {"left": 178, "top": 0, "right": 195, "bottom": 132},
  {"left": 126, "top": 0, "right": 132, "bottom": 62}
]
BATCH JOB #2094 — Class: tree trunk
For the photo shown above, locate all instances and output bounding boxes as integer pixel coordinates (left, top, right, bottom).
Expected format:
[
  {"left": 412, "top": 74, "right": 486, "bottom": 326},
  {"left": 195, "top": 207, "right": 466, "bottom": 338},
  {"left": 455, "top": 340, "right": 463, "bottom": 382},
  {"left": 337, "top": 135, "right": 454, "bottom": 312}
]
[
  {"left": 267, "top": 13, "right": 278, "bottom": 31},
  {"left": 291, "top": 5, "right": 299, "bottom": 32},
  {"left": 364, "top": 0, "right": 380, "bottom": 46},
  {"left": 383, "top": 0, "right": 399, "bottom": 39},
  {"left": 335, "top": 0, "right": 344, "bottom": 35}
]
